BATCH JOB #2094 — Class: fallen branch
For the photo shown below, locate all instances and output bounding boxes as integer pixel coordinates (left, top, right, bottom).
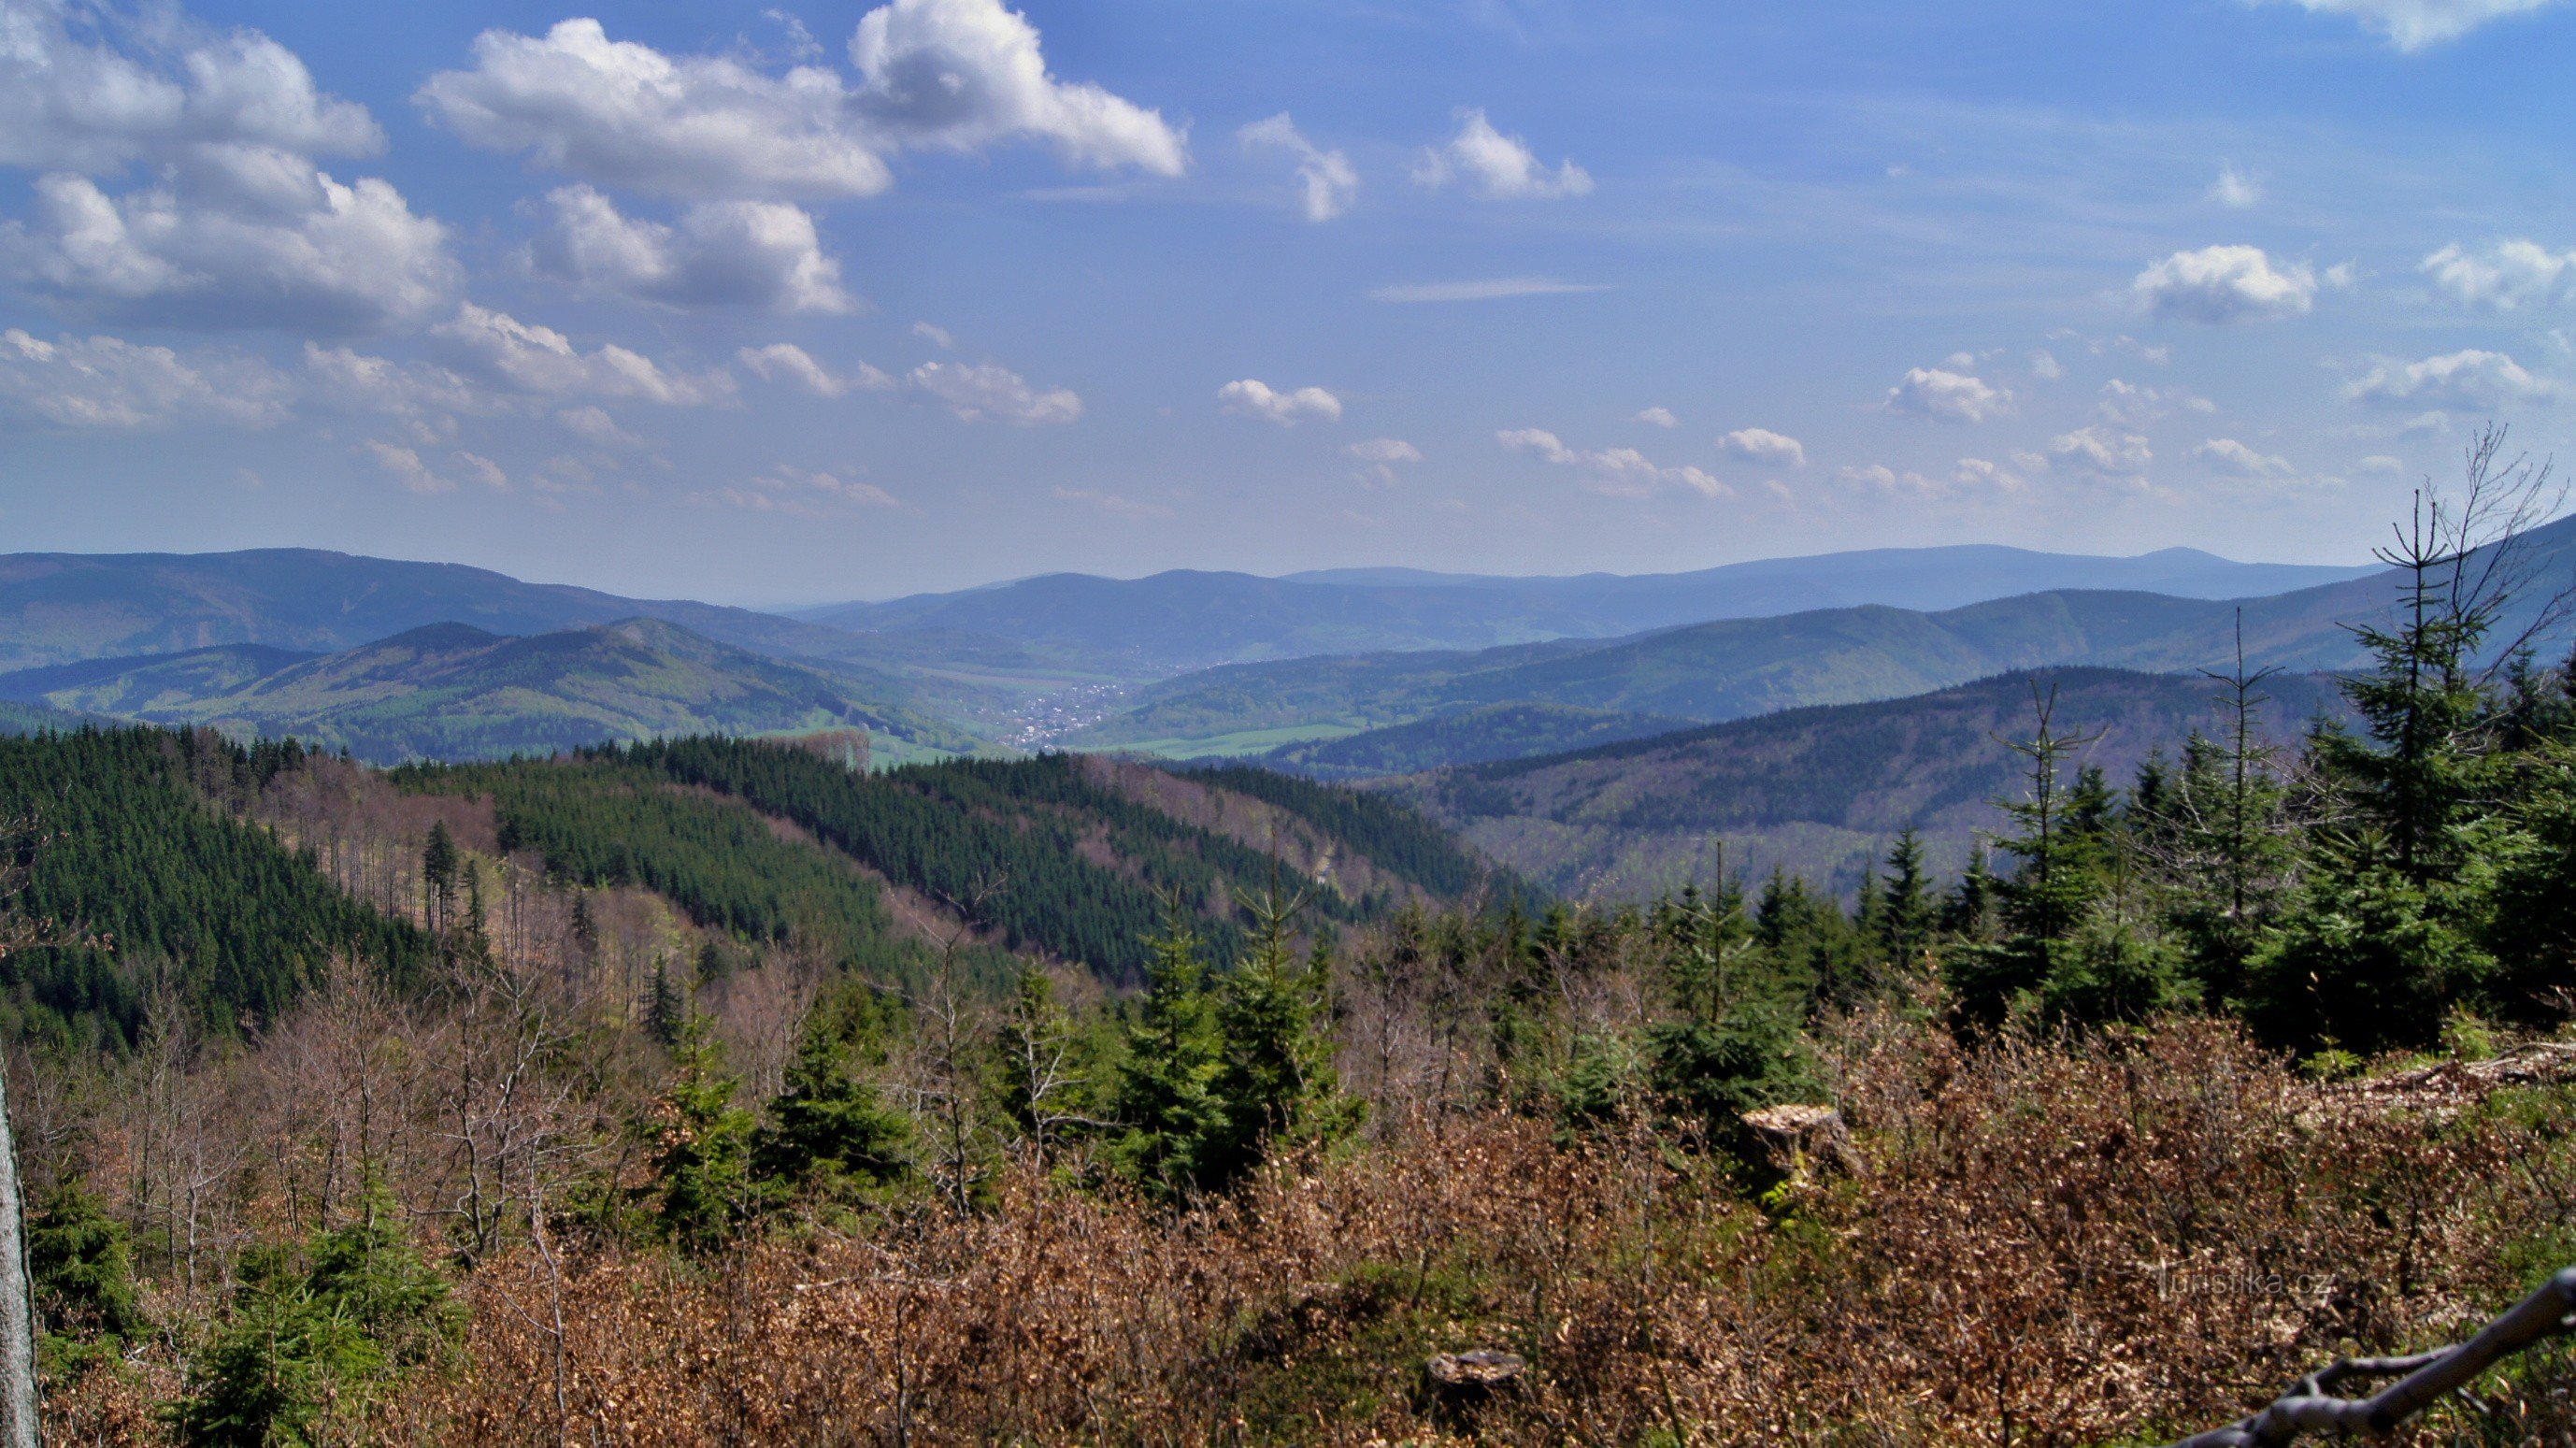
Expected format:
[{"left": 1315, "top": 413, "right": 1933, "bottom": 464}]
[{"left": 2166, "top": 1267, "right": 2576, "bottom": 1446}]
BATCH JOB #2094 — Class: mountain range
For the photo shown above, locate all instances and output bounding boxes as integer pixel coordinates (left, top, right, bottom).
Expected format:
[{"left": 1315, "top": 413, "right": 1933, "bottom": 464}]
[
  {"left": 803, "top": 545, "right": 2375, "bottom": 673},
  {"left": 1390, "top": 667, "right": 2360, "bottom": 899},
  {"left": 1076, "top": 512, "right": 2576, "bottom": 760}
]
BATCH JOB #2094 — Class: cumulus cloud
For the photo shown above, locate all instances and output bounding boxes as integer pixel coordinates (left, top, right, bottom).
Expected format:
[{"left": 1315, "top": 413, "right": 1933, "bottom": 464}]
[
  {"left": 556, "top": 404, "right": 653, "bottom": 451},
  {"left": 2028, "top": 349, "right": 2062, "bottom": 380},
  {"left": 0, "top": 326, "right": 291, "bottom": 429},
  {"left": 1497, "top": 427, "right": 1724, "bottom": 498},
  {"left": 419, "top": 2, "right": 1184, "bottom": 201},
  {"left": 911, "top": 359, "right": 1080, "bottom": 423},
  {"left": 1953, "top": 456, "right": 2035, "bottom": 493},
  {"left": 1238, "top": 112, "right": 1356, "bottom": 222},
  {"left": 2097, "top": 378, "right": 2214, "bottom": 427},
  {"left": 1413, "top": 108, "right": 1591, "bottom": 199},
  {"left": 452, "top": 451, "right": 508, "bottom": 490},
  {"left": 2210, "top": 165, "right": 2263, "bottom": 208},
  {"left": 0, "top": 0, "right": 382, "bottom": 172},
  {"left": 2051, "top": 425, "right": 2153, "bottom": 477},
  {"left": 1219, "top": 378, "right": 1342, "bottom": 425},
  {"left": 1717, "top": 427, "right": 1807, "bottom": 466},
  {"left": 363, "top": 439, "right": 451, "bottom": 495},
  {"left": 302, "top": 343, "right": 497, "bottom": 441},
  {"left": 2131, "top": 245, "right": 2316, "bottom": 323},
  {"left": 2422, "top": 239, "right": 2576, "bottom": 310},
  {"left": 693, "top": 464, "right": 901, "bottom": 517},
  {"left": 2260, "top": 0, "right": 2560, "bottom": 51},
  {"left": 529, "top": 185, "right": 852, "bottom": 312},
  {"left": 432, "top": 302, "right": 733, "bottom": 405},
  {"left": 2193, "top": 437, "right": 2297, "bottom": 480},
  {"left": 417, "top": 19, "right": 887, "bottom": 199},
  {"left": 1347, "top": 437, "right": 1422, "bottom": 486},
  {"left": 2343, "top": 349, "right": 2564, "bottom": 409},
  {"left": 1635, "top": 406, "right": 1677, "bottom": 428},
  {"left": 737, "top": 342, "right": 893, "bottom": 396},
  {"left": 1883, "top": 366, "right": 2012, "bottom": 423},
  {"left": 911, "top": 321, "right": 954, "bottom": 349},
  {"left": 0, "top": 1, "right": 452, "bottom": 332}
]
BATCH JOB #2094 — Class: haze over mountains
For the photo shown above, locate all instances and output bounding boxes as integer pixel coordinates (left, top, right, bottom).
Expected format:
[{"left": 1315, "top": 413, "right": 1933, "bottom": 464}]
[
  {"left": 0, "top": 531, "right": 2524, "bottom": 876},
  {"left": 803, "top": 546, "right": 2374, "bottom": 672}
]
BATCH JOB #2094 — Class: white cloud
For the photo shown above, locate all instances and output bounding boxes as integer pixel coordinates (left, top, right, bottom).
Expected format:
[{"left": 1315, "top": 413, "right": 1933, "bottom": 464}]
[
  {"left": 737, "top": 342, "right": 893, "bottom": 396},
  {"left": 0, "top": 326, "right": 290, "bottom": 429},
  {"left": 1219, "top": 378, "right": 1342, "bottom": 425},
  {"left": 431, "top": 303, "right": 733, "bottom": 405},
  {"left": 1838, "top": 463, "right": 1946, "bottom": 496},
  {"left": 528, "top": 185, "right": 851, "bottom": 313},
  {"left": 2131, "top": 245, "right": 2316, "bottom": 323},
  {"left": 1953, "top": 457, "right": 2033, "bottom": 493},
  {"left": 363, "top": 439, "right": 450, "bottom": 495},
  {"left": 1347, "top": 437, "right": 1421, "bottom": 486},
  {"left": 2097, "top": 378, "right": 2214, "bottom": 427},
  {"left": 451, "top": 451, "right": 509, "bottom": 490},
  {"left": 2210, "top": 165, "right": 2262, "bottom": 208},
  {"left": 0, "top": 165, "right": 455, "bottom": 334},
  {"left": 0, "top": 2, "right": 452, "bottom": 333},
  {"left": 693, "top": 464, "right": 901, "bottom": 517},
  {"left": 302, "top": 343, "right": 496, "bottom": 441},
  {"left": 419, "top": 3, "right": 1183, "bottom": 203},
  {"left": 1238, "top": 112, "right": 1356, "bottom": 222},
  {"left": 418, "top": 19, "right": 889, "bottom": 199},
  {"left": 1052, "top": 484, "right": 1170, "bottom": 519},
  {"left": 2028, "top": 349, "right": 2062, "bottom": 380},
  {"left": 2421, "top": 239, "right": 2576, "bottom": 310},
  {"left": 1413, "top": 108, "right": 1591, "bottom": 200},
  {"left": 2260, "top": 0, "right": 2560, "bottom": 51},
  {"left": 0, "top": 0, "right": 381, "bottom": 173},
  {"left": 2051, "top": 425, "right": 2153, "bottom": 477},
  {"left": 2343, "top": 349, "right": 2564, "bottom": 409},
  {"left": 1717, "top": 427, "right": 1807, "bottom": 466},
  {"left": 1883, "top": 366, "right": 2012, "bottom": 423},
  {"left": 910, "top": 359, "right": 1080, "bottom": 423},
  {"left": 2193, "top": 437, "right": 2297, "bottom": 479},
  {"left": 1497, "top": 427, "right": 1725, "bottom": 498},
  {"left": 1635, "top": 406, "right": 1678, "bottom": 428},
  {"left": 1367, "top": 276, "right": 1609, "bottom": 304},
  {"left": 911, "top": 321, "right": 954, "bottom": 349},
  {"left": 848, "top": 0, "right": 1188, "bottom": 175},
  {"left": 2358, "top": 453, "right": 2406, "bottom": 473},
  {"left": 556, "top": 405, "right": 653, "bottom": 451}
]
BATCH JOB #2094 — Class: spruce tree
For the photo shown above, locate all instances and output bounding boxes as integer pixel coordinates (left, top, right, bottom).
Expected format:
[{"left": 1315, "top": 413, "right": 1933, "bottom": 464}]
[
  {"left": 752, "top": 1016, "right": 909, "bottom": 1197},
  {"left": 644, "top": 1016, "right": 756, "bottom": 1251},
  {"left": 1109, "top": 900, "right": 1227, "bottom": 1197}
]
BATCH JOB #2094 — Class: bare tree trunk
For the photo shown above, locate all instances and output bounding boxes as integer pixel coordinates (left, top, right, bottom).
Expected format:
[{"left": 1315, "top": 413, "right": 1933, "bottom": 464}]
[{"left": 0, "top": 1065, "right": 41, "bottom": 1448}]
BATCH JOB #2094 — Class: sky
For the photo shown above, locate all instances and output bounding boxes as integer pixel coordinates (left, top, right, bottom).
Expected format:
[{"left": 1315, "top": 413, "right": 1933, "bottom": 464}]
[{"left": 4, "top": 0, "right": 2576, "bottom": 606}]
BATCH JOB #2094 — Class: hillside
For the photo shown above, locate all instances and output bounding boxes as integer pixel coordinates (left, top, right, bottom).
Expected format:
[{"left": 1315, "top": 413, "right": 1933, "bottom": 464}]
[
  {"left": 1073, "top": 515, "right": 2576, "bottom": 754},
  {"left": 807, "top": 544, "right": 2373, "bottom": 673},
  {"left": 0, "top": 619, "right": 977, "bottom": 764},
  {"left": 1251, "top": 702, "right": 1698, "bottom": 779},
  {"left": 1391, "top": 667, "right": 2356, "bottom": 897}
]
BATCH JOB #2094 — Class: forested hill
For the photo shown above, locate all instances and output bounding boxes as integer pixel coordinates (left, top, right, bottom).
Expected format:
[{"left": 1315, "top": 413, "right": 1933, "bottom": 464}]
[
  {"left": 418, "top": 740, "right": 1517, "bottom": 983},
  {"left": 1394, "top": 667, "right": 2356, "bottom": 898},
  {"left": 0, "top": 729, "right": 435, "bottom": 1045},
  {"left": 0, "top": 619, "right": 976, "bottom": 763}
]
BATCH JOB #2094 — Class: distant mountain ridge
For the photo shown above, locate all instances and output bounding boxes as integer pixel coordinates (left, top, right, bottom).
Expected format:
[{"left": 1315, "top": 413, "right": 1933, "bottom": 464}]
[
  {"left": 800, "top": 544, "right": 2376, "bottom": 672},
  {"left": 1071, "top": 512, "right": 2576, "bottom": 754},
  {"left": 1392, "top": 667, "right": 2361, "bottom": 900},
  {"left": 0, "top": 617, "right": 972, "bottom": 764}
]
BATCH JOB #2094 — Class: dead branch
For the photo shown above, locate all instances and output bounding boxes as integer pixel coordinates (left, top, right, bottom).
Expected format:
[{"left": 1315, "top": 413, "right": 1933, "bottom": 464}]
[{"left": 2166, "top": 1266, "right": 2576, "bottom": 1446}]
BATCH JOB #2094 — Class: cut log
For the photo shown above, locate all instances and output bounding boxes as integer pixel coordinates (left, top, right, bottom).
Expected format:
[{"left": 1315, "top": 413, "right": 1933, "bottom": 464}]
[
  {"left": 1741, "top": 1103, "right": 1858, "bottom": 1176},
  {"left": 1425, "top": 1348, "right": 1526, "bottom": 1399}
]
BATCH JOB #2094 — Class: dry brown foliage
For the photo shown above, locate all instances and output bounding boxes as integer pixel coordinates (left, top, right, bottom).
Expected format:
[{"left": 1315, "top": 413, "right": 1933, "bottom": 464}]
[{"left": 63, "top": 1014, "right": 2530, "bottom": 1448}]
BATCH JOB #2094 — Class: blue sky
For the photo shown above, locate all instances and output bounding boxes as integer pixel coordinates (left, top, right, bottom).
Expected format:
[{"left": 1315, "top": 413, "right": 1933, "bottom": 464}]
[{"left": 3, "top": 0, "right": 2574, "bottom": 605}]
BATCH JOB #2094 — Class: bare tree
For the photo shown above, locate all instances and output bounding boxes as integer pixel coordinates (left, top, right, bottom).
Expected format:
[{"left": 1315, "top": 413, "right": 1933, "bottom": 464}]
[{"left": 0, "top": 818, "right": 44, "bottom": 1448}]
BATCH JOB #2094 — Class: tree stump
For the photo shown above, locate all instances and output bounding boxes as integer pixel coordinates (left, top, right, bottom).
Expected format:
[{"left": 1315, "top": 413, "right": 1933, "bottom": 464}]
[
  {"left": 1424, "top": 1348, "right": 1526, "bottom": 1416},
  {"left": 1741, "top": 1103, "right": 1858, "bottom": 1177}
]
